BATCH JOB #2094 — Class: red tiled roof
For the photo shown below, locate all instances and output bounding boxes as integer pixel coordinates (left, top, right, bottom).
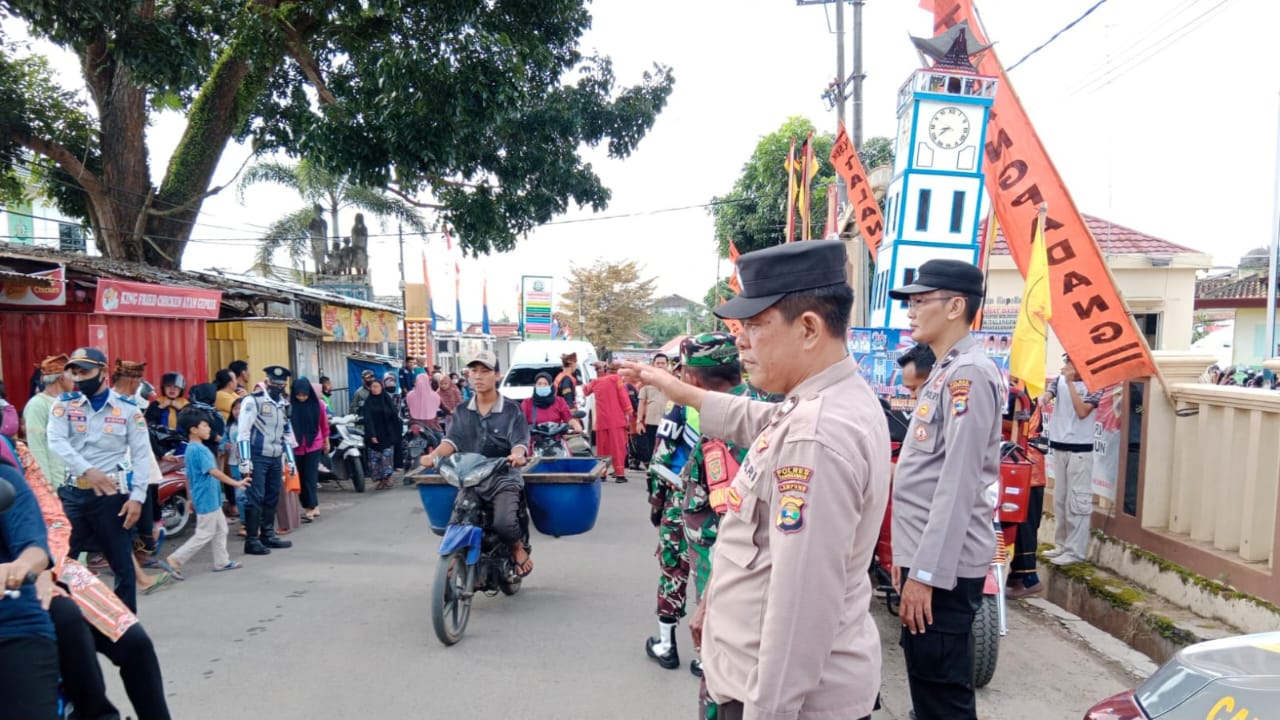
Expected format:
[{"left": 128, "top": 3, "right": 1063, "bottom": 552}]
[
  {"left": 462, "top": 322, "right": 521, "bottom": 337},
  {"left": 981, "top": 214, "right": 1200, "bottom": 256}
]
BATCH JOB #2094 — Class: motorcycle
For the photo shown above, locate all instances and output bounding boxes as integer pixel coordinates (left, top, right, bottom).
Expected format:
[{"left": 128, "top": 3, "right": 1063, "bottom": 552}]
[
  {"left": 148, "top": 425, "right": 193, "bottom": 537},
  {"left": 529, "top": 411, "right": 586, "bottom": 459},
  {"left": 429, "top": 453, "right": 530, "bottom": 646},
  {"left": 402, "top": 418, "right": 442, "bottom": 472},
  {"left": 319, "top": 413, "right": 366, "bottom": 493}
]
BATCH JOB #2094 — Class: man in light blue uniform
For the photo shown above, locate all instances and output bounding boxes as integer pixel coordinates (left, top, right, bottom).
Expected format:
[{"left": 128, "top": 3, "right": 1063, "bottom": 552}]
[
  {"left": 48, "top": 347, "right": 155, "bottom": 613},
  {"left": 237, "top": 365, "right": 296, "bottom": 556}
]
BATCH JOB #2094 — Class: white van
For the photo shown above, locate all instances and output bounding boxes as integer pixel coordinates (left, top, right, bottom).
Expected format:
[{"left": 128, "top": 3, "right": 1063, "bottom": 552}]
[{"left": 499, "top": 340, "right": 599, "bottom": 406}]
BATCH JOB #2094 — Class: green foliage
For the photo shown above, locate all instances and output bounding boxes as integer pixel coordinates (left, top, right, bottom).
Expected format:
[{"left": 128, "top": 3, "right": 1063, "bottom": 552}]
[
  {"left": 238, "top": 158, "right": 429, "bottom": 278},
  {"left": 641, "top": 315, "right": 687, "bottom": 346},
  {"left": 704, "top": 278, "right": 736, "bottom": 315},
  {"left": 0, "top": 0, "right": 674, "bottom": 265},
  {"left": 710, "top": 116, "right": 893, "bottom": 256}
]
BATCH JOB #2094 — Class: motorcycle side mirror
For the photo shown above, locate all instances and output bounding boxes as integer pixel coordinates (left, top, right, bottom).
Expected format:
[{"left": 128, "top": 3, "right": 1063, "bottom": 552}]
[{"left": 571, "top": 410, "right": 586, "bottom": 419}]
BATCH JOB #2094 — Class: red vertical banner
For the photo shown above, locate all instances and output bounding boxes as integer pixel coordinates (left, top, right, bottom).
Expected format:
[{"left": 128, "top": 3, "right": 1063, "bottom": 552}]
[{"left": 923, "top": 1, "right": 1156, "bottom": 390}]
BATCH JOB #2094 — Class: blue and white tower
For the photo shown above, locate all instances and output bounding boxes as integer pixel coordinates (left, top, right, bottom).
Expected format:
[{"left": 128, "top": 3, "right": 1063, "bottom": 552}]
[{"left": 868, "top": 23, "right": 998, "bottom": 329}]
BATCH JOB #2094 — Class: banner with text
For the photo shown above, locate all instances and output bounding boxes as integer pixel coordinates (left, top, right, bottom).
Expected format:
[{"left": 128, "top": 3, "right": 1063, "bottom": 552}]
[
  {"left": 0, "top": 265, "right": 66, "bottom": 306},
  {"left": 829, "top": 122, "right": 886, "bottom": 260},
  {"left": 848, "top": 327, "right": 1011, "bottom": 411},
  {"left": 321, "top": 305, "right": 399, "bottom": 343},
  {"left": 924, "top": 0, "right": 1157, "bottom": 391},
  {"left": 522, "top": 276, "right": 553, "bottom": 339},
  {"left": 95, "top": 279, "right": 221, "bottom": 319}
]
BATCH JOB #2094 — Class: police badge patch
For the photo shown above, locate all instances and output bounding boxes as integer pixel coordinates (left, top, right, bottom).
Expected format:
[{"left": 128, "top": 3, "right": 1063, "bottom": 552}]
[
  {"left": 777, "top": 495, "right": 805, "bottom": 534},
  {"left": 948, "top": 379, "right": 971, "bottom": 416}
]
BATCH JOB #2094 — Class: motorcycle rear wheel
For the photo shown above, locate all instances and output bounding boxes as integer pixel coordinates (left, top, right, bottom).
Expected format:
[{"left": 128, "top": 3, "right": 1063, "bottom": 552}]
[
  {"left": 971, "top": 593, "right": 1001, "bottom": 688},
  {"left": 431, "top": 549, "right": 473, "bottom": 646},
  {"left": 348, "top": 457, "right": 366, "bottom": 493}
]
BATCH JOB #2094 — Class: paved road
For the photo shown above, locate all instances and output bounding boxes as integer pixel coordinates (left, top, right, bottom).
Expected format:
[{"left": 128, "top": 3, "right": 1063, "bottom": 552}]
[{"left": 105, "top": 472, "right": 1140, "bottom": 719}]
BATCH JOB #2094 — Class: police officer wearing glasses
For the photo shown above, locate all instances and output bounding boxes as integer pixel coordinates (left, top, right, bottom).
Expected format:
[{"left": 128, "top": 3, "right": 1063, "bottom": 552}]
[
  {"left": 889, "top": 259, "right": 1003, "bottom": 720},
  {"left": 48, "top": 347, "right": 155, "bottom": 613}
]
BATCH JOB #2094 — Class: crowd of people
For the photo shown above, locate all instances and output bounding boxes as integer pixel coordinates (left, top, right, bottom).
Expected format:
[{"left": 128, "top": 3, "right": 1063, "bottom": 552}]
[{"left": 0, "top": 342, "right": 488, "bottom": 719}]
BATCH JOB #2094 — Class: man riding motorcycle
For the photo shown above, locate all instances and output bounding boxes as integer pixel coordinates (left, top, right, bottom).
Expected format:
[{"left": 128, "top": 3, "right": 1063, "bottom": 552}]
[{"left": 419, "top": 351, "right": 533, "bottom": 578}]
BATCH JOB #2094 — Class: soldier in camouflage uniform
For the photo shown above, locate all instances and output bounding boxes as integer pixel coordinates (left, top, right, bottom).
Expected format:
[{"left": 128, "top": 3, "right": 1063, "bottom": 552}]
[
  {"left": 678, "top": 332, "right": 773, "bottom": 679},
  {"left": 645, "top": 357, "right": 701, "bottom": 671}
]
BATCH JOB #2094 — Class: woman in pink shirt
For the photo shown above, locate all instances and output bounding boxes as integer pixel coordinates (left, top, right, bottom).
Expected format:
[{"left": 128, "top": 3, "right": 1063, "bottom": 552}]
[{"left": 290, "top": 378, "right": 330, "bottom": 522}]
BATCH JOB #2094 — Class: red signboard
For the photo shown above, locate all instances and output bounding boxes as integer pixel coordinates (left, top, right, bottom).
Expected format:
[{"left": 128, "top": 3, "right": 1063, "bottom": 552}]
[{"left": 94, "top": 279, "right": 221, "bottom": 319}]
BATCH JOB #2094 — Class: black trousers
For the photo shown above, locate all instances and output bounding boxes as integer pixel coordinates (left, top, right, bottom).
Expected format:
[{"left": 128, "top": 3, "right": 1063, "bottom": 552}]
[
  {"left": 60, "top": 486, "right": 139, "bottom": 613},
  {"left": 899, "top": 569, "right": 985, "bottom": 720},
  {"left": 642, "top": 424, "right": 659, "bottom": 465},
  {"left": 296, "top": 450, "right": 322, "bottom": 510},
  {"left": 50, "top": 595, "right": 171, "bottom": 720},
  {"left": 0, "top": 635, "right": 59, "bottom": 720},
  {"left": 490, "top": 486, "right": 523, "bottom": 544},
  {"left": 1008, "top": 485, "right": 1045, "bottom": 585}
]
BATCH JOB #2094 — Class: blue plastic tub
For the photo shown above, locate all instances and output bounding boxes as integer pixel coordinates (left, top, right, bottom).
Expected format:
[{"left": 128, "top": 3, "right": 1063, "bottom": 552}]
[
  {"left": 523, "top": 458, "right": 608, "bottom": 537},
  {"left": 416, "top": 475, "right": 456, "bottom": 535}
]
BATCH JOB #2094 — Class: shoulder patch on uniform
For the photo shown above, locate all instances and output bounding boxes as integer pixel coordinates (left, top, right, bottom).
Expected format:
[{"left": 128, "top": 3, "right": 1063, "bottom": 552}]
[
  {"left": 754, "top": 434, "right": 769, "bottom": 453},
  {"left": 776, "top": 495, "right": 806, "bottom": 534},
  {"left": 914, "top": 425, "right": 929, "bottom": 442},
  {"left": 915, "top": 402, "right": 931, "bottom": 419},
  {"left": 52, "top": 406, "right": 65, "bottom": 418},
  {"left": 949, "top": 379, "right": 971, "bottom": 416},
  {"left": 725, "top": 487, "right": 743, "bottom": 513},
  {"left": 774, "top": 465, "right": 812, "bottom": 494}
]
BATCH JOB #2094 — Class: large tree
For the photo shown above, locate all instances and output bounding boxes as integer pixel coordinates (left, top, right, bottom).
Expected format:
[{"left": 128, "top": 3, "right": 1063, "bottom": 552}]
[
  {"left": 559, "top": 259, "right": 655, "bottom": 356},
  {"left": 710, "top": 117, "right": 893, "bottom": 256},
  {"left": 0, "top": 1, "right": 674, "bottom": 268}
]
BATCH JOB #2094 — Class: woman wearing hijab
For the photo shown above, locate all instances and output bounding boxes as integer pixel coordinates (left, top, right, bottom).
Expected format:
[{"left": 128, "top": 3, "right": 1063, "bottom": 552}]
[
  {"left": 437, "top": 374, "right": 463, "bottom": 432},
  {"left": 521, "top": 373, "right": 582, "bottom": 433},
  {"left": 406, "top": 373, "right": 443, "bottom": 432},
  {"left": 381, "top": 372, "right": 405, "bottom": 470},
  {"left": 360, "top": 379, "right": 401, "bottom": 490},
  {"left": 290, "top": 378, "right": 330, "bottom": 522}
]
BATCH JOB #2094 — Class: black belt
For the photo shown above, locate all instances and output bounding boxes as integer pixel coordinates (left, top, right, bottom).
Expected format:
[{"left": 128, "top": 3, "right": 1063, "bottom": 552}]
[{"left": 1048, "top": 441, "right": 1093, "bottom": 453}]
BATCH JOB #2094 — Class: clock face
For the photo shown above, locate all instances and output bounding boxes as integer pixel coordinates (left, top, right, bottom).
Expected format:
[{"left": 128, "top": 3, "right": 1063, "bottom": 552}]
[{"left": 928, "top": 106, "right": 970, "bottom": 150}]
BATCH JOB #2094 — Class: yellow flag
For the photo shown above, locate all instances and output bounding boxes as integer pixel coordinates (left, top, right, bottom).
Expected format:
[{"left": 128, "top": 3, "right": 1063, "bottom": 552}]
[{"left": 1009, "top": 208, "right": 1052, "bottom": 398}]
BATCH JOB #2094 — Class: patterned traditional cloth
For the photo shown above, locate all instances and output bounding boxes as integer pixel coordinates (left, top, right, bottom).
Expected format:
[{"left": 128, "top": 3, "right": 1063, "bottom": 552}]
[
  {"left": 16, "top": 441, "right": 137, "bottom": 642},
  {"left": 367, "top": 447, "right": 394, "bottom": 481}
]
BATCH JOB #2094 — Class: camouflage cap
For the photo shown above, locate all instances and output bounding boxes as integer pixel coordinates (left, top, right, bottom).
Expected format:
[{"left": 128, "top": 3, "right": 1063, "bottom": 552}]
[{"left": 681, "top": 332, "right": 739, "bottom": 368}]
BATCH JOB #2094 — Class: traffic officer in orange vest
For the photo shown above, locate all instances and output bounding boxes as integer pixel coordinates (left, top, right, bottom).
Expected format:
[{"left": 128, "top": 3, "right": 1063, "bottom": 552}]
[{"left": 624, "top": 239, "right": 890, "bottom": 720}]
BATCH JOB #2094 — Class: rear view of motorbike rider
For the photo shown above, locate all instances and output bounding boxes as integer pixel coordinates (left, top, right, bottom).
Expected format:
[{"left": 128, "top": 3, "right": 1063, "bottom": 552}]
[
  {"left": 144, "top": 373, "right": 188, "bottom": 431},
  {"left": 419, "top": 351, "right": 533, "bottom": 578},
  {"left": 237, "top": 366, "right": 297, "bottom": 556}
]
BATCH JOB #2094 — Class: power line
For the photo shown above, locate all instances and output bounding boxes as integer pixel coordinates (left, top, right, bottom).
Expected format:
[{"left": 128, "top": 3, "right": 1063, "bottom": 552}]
[
  {"left": 1065, "top": 0, "right": 1203, "bottom": 89},
  {"left": 1007, "top": 0, "right": 1111, "bottom": 72},
  {"left": 1069, "top": 0, "right": 1233, "bottom": 97}
]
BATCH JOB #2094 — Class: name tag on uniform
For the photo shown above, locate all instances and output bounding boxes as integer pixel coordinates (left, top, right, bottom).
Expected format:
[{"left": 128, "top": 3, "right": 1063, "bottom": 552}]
[
  {"left": 104, "top": 416, "right": 126, "bottom": 425},
  {"left": 68, "top": 411, "right": 86, "bottom": 422}
]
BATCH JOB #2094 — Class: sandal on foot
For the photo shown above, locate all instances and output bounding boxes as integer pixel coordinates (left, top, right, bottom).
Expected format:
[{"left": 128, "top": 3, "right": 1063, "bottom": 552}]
[
  {"left": 142, "top": 572, "right": 172, "bottom": 594},
  {"left": 213, "top": 561, "right": 243, "bottom": 572},
  {"left": 167, "top": 564, "right": 185, "bottom": 581}
]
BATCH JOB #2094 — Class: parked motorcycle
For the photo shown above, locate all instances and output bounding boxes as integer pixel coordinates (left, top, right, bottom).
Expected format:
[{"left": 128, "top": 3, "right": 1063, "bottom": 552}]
[
  {"left": 318, "top": 413, "right": 366, "bottom": 493},
  {"left": 402, "top": 419, "right": 441, "bottom": 471},
  {"left": 429, "top": 453, "right": 530, "bottom": 646}
]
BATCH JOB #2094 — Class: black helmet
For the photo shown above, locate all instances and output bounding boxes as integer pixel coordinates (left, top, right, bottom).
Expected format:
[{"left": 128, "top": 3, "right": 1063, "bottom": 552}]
[{"left": 160, "top": 372, "right": 186, "bottom": 393}]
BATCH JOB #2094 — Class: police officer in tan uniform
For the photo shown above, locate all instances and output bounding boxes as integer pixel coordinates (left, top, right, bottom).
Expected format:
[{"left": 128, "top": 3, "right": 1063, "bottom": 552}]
[
  {"left": 625, "top": 240, "right": 890, "bottom": 720},
  {"left": 888, "top": 260, "right": 1003, "bottom": 720}
]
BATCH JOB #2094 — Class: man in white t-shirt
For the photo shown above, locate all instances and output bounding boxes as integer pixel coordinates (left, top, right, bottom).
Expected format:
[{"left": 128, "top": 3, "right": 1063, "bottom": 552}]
[{"left": 1041, "top": 355, "right": 1103, "bottom": 566}]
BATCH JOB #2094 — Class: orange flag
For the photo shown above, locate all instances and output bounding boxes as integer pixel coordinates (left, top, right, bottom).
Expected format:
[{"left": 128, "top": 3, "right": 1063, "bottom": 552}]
[
  {"left": 828, "top": 122, "right": 886, "bottom": 261},
  {"left": 799, "top": 132, "right": 818, "bottom": 241},
  {"left": 728, "top": 240, "right": 742, "bottom": 294},
  {"left": 924, "top": 1, "right": 1156, "bottom": 391}
]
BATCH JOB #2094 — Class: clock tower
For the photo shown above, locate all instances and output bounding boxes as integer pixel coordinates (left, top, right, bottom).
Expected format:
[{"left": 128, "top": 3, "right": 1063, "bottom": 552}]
[{"left": 869, "top": 23, "right": 998, "bottom": 329}]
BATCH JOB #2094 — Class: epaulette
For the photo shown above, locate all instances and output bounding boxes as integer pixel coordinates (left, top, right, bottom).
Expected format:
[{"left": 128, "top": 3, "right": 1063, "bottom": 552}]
[
  {"left": 57, "top": 391, "right": 82, "bottom": 402},
  {"left": 116, "top": 394, "right": 139, "bottom": 406}
]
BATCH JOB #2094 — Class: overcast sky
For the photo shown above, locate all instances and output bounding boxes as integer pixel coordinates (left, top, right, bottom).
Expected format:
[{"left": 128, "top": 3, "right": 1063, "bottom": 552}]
[{"left": 6, "top": 0, "right": 1269, "bottom": 322}]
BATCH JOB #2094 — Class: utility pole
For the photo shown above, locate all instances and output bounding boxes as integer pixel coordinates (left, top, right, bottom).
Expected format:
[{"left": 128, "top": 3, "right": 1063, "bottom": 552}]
[
  {"left": 852, "top": 0, "right": 865, "bottom": 148},
  {"left": 397, "top": 222, "right": 407, "bottom": 356},
  {"left": 835, "top": 1, "right": 845, "bottom": 131}
]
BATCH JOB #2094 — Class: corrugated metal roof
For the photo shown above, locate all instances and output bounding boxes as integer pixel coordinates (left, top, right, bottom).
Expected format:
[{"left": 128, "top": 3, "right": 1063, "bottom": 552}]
[
  {"left": 0, "top": 268, "right": 58, "bottom": 288},
  {"left": 190, "top": 269, "right": 401, "bottom": 313},
  {"left": 981, "top": 214, "right": 1201, "bottom": 256}
]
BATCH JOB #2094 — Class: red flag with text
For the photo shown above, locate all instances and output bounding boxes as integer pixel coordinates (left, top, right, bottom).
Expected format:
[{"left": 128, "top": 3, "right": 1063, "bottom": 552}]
[
  {"left": 923, "top": 0, "right": 1156, "bottom": 391},
  {"left": 828, "top": 122, "right": 886, "bottom": 261}
]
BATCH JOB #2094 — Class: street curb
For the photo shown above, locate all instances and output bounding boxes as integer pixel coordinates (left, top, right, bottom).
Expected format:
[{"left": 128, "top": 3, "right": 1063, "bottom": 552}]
[{"left": 1021, "top": 597, "right": 1159, "bottom": 681}]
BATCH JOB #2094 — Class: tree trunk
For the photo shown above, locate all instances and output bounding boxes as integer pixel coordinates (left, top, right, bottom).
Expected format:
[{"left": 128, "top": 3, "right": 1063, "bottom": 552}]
[{"left": 146, "top": 40, "right": 284, "bottom": 269}]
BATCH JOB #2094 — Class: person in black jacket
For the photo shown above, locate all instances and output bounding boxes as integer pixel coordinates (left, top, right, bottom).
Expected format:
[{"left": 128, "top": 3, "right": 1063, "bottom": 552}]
[{"left": 361, "top": 380, "right": 401, "bottom": 490}]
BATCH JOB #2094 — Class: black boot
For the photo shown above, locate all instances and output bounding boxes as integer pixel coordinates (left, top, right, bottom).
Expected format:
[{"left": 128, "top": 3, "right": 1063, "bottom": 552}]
[
  {"left": 645, "top": 620, "right": 680, "bottom": 670},
  {"left": 243, "top": 508, "right": 270, "bottom": 556},
  {"left": 690, "top": 659, "right": 702, "bottom": 677},
  {"left": 261, "top": 513, "right": 293, "bottom": 549}
]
